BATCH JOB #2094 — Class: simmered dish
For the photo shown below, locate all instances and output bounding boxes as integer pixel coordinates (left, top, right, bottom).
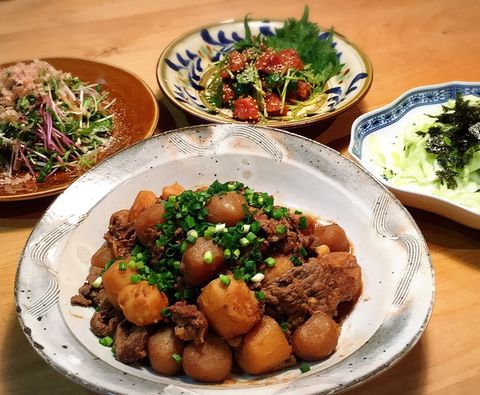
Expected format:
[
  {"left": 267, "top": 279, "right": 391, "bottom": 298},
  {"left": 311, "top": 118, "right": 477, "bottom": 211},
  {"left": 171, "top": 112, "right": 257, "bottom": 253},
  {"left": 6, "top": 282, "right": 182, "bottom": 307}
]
[{"left": 72, "top": 180, "right": 362, "bottom": 382}]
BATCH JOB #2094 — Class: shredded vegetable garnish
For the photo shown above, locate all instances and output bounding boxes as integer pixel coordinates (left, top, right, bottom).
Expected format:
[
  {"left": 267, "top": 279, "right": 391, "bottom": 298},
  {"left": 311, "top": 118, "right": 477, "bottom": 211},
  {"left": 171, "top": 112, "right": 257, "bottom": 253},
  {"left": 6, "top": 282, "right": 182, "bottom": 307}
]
[
  {"left": 0, "top": 59, "right": 115, "bottom": 182},
  {"left": 199, "top": 6, "right": 342, "bottom": 123}
]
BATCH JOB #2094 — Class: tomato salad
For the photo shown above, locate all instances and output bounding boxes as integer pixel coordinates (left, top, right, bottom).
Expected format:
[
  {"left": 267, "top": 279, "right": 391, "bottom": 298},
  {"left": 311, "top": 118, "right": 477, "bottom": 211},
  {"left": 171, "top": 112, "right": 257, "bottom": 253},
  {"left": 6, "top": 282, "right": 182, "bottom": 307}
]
[{"left": 200, "top": 7, "right": 343, "bottom": 123}]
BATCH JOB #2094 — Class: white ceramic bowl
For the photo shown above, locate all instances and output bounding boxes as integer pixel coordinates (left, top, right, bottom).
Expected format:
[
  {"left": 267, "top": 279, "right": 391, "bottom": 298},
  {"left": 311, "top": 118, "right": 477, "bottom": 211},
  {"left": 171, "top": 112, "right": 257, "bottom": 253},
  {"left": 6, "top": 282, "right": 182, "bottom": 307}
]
[
  {"left": 16, "top": 124, "right": 434, "bottom": 394},
  {"left": 349, "top": 81, "right": 480, "bottom": 229},
  {"left": 156, "top": 19, "right": 372, "bottom": 128}
]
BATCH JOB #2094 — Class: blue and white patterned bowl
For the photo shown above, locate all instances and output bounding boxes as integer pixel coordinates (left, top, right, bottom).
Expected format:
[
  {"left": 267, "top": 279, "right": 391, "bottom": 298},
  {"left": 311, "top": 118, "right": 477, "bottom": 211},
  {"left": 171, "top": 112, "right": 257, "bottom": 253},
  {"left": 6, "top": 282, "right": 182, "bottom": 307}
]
[
  {"left": 349, "top": 81, "right": 480, "bottom": 229},
  {"left": 157, "top": 19, "right": 372, "bottom": 128}
]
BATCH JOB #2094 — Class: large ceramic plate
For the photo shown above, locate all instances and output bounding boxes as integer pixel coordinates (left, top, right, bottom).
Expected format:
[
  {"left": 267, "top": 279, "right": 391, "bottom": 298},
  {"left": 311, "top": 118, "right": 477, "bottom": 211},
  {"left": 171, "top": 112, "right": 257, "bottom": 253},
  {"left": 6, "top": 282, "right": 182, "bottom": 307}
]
[
  {"left": 157, "top": 19, "right": 372, "bottom": 128},
  {"left": 349, "top": 81, "right": 480, "bottom": 229},
  {"left": 0, "top": 57, "right": 159, "bottom": 201},
  {"left": 16, "top": 124, "right": 434, "bottom": 394}
]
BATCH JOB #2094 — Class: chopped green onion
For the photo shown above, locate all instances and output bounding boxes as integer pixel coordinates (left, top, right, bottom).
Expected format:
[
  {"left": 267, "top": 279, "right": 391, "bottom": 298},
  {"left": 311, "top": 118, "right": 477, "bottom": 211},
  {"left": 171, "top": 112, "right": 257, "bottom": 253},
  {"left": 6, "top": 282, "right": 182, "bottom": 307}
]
[
  {"left": 294, "top": 209, "right": 303, "bottom": 215},
  {"left": 92, "top": 276, "right": 103, "bottom": 288},
  {"left": 219, "top": 274, "right": 231, "bottom": 286},
  {"left": 251, "top": 273, "right": 265, "bottom": 283},
  {"left": 257, "top": 196, "right": 264, "bottom": 204},
  {"left": 185, "top": 215, "right": 196, "bottom": 228},
  {"left": 127, "top": 260, "right": 136, "bottom": 270},
  {"left": 104, "top": 259, "right": 114, "bottom": 270},
  {"left": 299, "top": 216, "right": 308, "bottom": 229},
  {"left": 118, "top": 262, "right": 127, "bottom": 271},
  {"left": 233, "top": 249, "right": 241, "bottom": 258},
  {"left": 280, "top": 322, "right": 289, "bottom": 332},
  {"left": 224, "top": 249, "right": 232, "bottom": 259},
  {"left": 243, "top": 273, "right": 252, "bottom": 282},
  {"left": 242, "top": 224, "right": 250, "bottom": 233},
  {"left": 136, "top": 253, "right": 143, "bottom": 260},
  {"left": 264, "top": 257, "right": 276, "bottom": 267},
  {"left": 99, "top": 336, "right": 113, "bottom": 347},
  {"left": 174, "top": 291, "right": 182, "bottom": 299},
  {"left": 276, "top": 224, "right": 287, "bottom": 235},
  {"left": 300, "top": 363, "right": 310, "bottom": 373},
  {"left": 273, "top": 208, "right": 284, "bottom": 220},
  {"left": 233, "top": 267, "right": 245, "bottom": 280},
  {"left": 254, "top": 291, "right": 265, "bottom": 301},
  {"left": 185, "top": 234, "right": 197, "bottom": 244},
  {"left": 186, "top": 229, "right": 198, "bottom": 238},
  {"left": 135, "top": 261, "right": 144, "bottom": 270},
  {"left": 291, "top": 255, "right": 302, "bottom": 266},
  {"left": 180, "top": 241, "right": 187, "bottom": 253},
  {"left": 130, "top": 274, "right": 142, "bottom": 284},
  {"left": 203, "top": 250, "right": 213, "bottom": 264},
  {"left": 161, "top": 307, "right": 171, "bottom": 317},
  {"left": 299, "top": 247, "right": 308, "bottom": 257},
  {"left": 171, "top": 353, "right": 182, "bottom": 363},
  {"left": 215, "top": 223, "right": 226, "bottom": 233},
  {"left": 227, "top": 183, "right": 236, "bottom": 191},
  {"left": 173, "top": 261, "right": 181, "bottom": 270},
  {"left": 246, "top": 232, "right": 257, "bottom": 242},
  {"left": 239, "top": 237, "right": 250, "bottom": 247},
  {"left": 250, "top": 221, "right": 261, "bottom": 233},
  {"left": 204, "top": 226, "right": 216, "bottom": 239}
]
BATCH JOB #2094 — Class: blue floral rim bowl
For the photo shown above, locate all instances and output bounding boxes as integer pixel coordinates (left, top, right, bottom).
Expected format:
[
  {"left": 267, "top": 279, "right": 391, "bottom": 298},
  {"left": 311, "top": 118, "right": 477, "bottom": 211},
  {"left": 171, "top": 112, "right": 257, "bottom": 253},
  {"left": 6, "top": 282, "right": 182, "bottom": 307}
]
[
  {"left": 156, "top": 19, "right": 373, "bottom": 128},
  {"left": 349, "top": 81, "right": 480, "bottom": 229}
]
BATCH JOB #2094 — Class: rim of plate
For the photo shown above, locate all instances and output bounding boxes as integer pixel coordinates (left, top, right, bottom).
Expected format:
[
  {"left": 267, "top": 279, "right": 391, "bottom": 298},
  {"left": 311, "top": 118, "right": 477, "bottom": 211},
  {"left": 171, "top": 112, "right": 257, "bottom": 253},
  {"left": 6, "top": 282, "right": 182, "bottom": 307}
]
[
  {"left": 348, "top": 80, "right": 480, "bottom": 223},
  {"left": 15, "top": 124, "right": 434, "bottom": 394},
  {"left": 156, "top": 19, "right": 373, "bottom": 128},
  {"left": 0, "top": 57, "right": 159, "bottom": 202}
]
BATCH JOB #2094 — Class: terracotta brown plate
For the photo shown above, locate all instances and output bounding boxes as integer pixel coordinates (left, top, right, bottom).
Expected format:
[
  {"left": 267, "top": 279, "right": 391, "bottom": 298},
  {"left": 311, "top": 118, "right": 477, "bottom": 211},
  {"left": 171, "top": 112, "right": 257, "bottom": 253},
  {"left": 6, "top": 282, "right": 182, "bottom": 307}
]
[{"left": 0, "top": 57, "right": 159, "bottom": 201}]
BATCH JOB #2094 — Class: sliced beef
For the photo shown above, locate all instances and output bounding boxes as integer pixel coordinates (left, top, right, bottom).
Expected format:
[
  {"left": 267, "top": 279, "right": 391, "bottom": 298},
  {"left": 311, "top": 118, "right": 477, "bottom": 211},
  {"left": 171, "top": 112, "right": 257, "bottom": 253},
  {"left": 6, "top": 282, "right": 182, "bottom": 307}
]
[
  {"left": 104, "top": 209, "right": 136, "bottom": 258},
  {"left": 262, "top": 252, "right": 362, "bottom": 326},
  {"left": 90, "top": 304, "right": 123, "bottom": 337},
  {"left": 70, "top": 294, "right": 91, "bottom": 307},
  {"left": 169, "top": 301, "right": 208, "bottom": 344},
  {"left": 71, "top": 266, "right": 105, "bottom": 307},
  {"left": 114, "top": 320, "right": 149, "bottom": 364}
]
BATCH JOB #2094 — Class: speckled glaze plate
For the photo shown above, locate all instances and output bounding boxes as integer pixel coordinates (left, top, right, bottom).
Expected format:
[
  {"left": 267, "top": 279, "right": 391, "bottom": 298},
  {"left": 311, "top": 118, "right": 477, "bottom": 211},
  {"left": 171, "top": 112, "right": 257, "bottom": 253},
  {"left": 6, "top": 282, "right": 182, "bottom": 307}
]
[
  {"left": 0, "top": 57, "right": 159, "bottom": 201},
  {"left": 156, "top": 19, "right": 372, "bottom": 128},
  {"left": 16, "top": 124, "right": 434, "bottom": 394}
]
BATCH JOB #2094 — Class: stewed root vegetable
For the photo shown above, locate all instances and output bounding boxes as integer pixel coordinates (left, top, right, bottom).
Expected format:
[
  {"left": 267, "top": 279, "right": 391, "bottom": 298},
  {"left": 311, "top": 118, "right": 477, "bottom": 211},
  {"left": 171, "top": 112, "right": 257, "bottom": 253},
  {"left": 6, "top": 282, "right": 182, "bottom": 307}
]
[
  {"left": 128, "top": 190, "right": 157, "bottom": 222},
  {"left": 161, "top": 182, "right": 186, "bottom": 199},
  {"left": 205, "top": 191, "right": 246, "bottom": 227},
  {"left": 182, "top": 334, "right": 232, "bottom": 382},
  {"left": 292, "top": 311, "right": 340, "bottom": 361},
  {"left": 148, "top": 327, "right": 184, "bottom": 376},
  {"left": 102, "top": 260, "right": 137, "bottom": 309},
  {"left": 181, "top": 237, "right": 225, "bottom": 286},
  {"left": 198, "top": 275, "right": 262, "bottom": 339},
  {"left": 263, "top": 255, "right": 294, "bottom": 283},
  {"left": 312, "top": 224, "right": 350, "bottom": 252},
  {"left": 236, "top": 316, "right": 292, "bottom": 375},
  {"left": 117, "top": 281, "right": 169, "bottom": 326},
  {"left": 134, "top": 203, "right": 166, "bottom": 246},
  {"left": 90, "top": 242, "right": 114, "bottom": 268}
]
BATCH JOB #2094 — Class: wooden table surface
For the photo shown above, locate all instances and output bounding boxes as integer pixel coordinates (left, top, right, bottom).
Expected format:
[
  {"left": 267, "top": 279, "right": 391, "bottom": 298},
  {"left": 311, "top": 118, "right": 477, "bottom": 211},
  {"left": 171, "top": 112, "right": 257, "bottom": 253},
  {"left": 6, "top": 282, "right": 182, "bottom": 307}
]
[{"left": 1, "top": 0, "right": 479, "bottom": 394}]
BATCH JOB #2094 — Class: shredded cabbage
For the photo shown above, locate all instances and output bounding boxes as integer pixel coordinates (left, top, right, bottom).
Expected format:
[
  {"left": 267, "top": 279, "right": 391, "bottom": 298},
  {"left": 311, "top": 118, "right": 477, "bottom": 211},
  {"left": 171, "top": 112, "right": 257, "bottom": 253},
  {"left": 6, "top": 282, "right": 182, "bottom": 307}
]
[{"left": 365, "top": 97, "right": 480, "bottom": 213}]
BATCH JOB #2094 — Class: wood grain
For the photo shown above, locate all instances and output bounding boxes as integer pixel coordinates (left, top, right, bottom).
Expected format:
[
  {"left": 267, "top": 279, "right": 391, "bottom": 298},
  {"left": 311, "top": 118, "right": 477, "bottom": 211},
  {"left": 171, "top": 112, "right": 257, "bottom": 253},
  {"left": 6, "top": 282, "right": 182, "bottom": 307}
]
[{"left": 1, "top": 0, "right": 479, "bottom": 394}]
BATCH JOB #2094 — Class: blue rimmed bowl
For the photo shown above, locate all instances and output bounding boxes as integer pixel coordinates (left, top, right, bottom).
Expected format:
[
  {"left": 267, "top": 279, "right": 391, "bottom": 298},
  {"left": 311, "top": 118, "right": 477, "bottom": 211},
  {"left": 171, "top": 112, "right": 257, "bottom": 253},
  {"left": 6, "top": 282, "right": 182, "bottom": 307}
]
[
  {"left": 156, "top": 19, "right": 372, "bottom": 128},
  {"left": 349, "top": 81, "right": 480, "bottom": 229}
]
